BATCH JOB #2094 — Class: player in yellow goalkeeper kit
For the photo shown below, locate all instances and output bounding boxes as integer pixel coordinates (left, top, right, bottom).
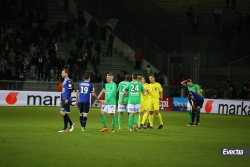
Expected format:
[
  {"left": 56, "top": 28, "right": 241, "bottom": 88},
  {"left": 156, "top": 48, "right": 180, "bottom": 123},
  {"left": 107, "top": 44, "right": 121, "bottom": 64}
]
[
  {"left": 148, "top": 74, "right": 164, "bottom": 129},
  {"left": 137, "top": 76, "right": 150, "bottom": 129}
]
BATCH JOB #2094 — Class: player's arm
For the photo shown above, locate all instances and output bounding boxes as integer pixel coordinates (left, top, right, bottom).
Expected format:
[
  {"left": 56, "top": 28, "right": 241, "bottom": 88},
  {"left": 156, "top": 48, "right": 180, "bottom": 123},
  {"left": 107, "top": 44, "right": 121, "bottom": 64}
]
[
  {"left": 104, "top": 84, "right": 116, "bottom": 105},
  {"left": 197, "top": 90, "right": 200, "bottom": 95},
  {"left": 188, "top": 98, "right": 193, "bottom": 108},
  {"left": 181, "top": 79, "right": 190, "bottom": 86},
  {"left": 159, "top": 85, "right": 163, "bottom": 104},
  {"left": 65, "top": 80, "right": 72, "bottom": 104},
  {"left": 121, "top": 90, "right": 127, "bottom": 105},
  {"left": 91, "top": 93, "right": 101, "bottom": 103},
  {"left": 76, "top": 91, "right": 79, "bottom": 107}
]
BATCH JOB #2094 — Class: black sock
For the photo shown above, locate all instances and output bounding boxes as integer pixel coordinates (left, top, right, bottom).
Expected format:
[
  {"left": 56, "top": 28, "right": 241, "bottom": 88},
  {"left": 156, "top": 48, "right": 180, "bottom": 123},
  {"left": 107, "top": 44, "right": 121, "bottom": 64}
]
[
  {"left": 82, "top": 117, "right": 87, "bottom": 128},
  {"left": 63, "top": 115, "right": 68, "bottom": 130},
  {"left": 80, "top": 116, "right": 83, "bottom": 127},
  {"left": 65, "top": 114, "right": 73, "bottom": 126},
  {"left": 196, "top": 113, "right": 200, "bottom": 124},
  {"left": 192, "top": 113, "right": 195, "bottom": 123}
]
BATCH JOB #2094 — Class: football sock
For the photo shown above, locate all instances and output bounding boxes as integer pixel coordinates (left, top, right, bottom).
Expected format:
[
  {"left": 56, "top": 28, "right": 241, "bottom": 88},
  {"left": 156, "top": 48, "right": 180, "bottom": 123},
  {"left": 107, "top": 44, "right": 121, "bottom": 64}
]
[
  {"left": 196, "top": 113, "right": 200, "bottom": 124},
  {"left": 65, "top": 114, "right": 73, "bottom": 126},
  {"left": 82, "top": 117, "right": 87, "bottom": 128},
  {"left": 134, "top": 114, "right": 139, "bottom": 126},
  {"left": 192, "top": 113, "right": 195, "bottom": 123},
  {"left": 118, "top": 114, "right": 123, "bottom": 127},
  {"left": 150, "top": 114, "right": 154, "bottom": 127},
  {"left": 101, "top": 115, "right": 107, "bottom": 127},
  {"left": 112, "top": 116, "right": 116, "bottom": 130},
  {"left": 142, "top": 113, "right": 148, "bottom": 124},
  {"left": 63, "top": 115, "right": 68, "bottom": 130},
  {"left": 188, "top": 110, "right": 192, "bottom": 123},
  {"left": 80, "top": 116, "right": 83, "bottom": 127},
  {"left": 137, "top": 114, "right": 142, "bottom": 126},
  {"left": 129, "top": 115, "right": 133, "bottom": 129},
  {"left": 157, "top": 113, "right": 163, "bottom": 125}
]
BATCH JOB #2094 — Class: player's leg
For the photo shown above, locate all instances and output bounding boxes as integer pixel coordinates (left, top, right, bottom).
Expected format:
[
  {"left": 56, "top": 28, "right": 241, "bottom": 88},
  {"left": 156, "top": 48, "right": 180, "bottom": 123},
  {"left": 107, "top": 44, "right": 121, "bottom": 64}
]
[
  {"left": 59, "top": 100, "right": 74, "bottom": 132},
  {"left": 59, "top": 107, "right": 68, "bottom": 132},
  {"left": 100, "top": 105, "right": 108, "bottom": 132},
  {"left": 186, "top": 102, "right": 193, "bottom": 126},
  {"left": 137, "top": 111, "right": 142, "bottom": 128},
  {"left": 141, "top": 109, "right": 149, "bottom": 129},
  {"left": 118, "top": 104, "right": 125, "bottom": 129},
  {"left": 149, "top": 111, "right": 154, "bottom": 129},
  {"left": 133, "top": 104, "right": 140, "bottom": 131},
  {"left": 127, "top": 104, "right": 134, "bottom": 131},
  {"left": 154, "top": 100, "right": 163, "bottom": 129},
  {"left": 108, "top": 105, "right": 116, "bottom": 132},
  {"left": 64, "top": 101, "right": 75, "bottom": 132},
  {"left": 194, "top": 99, "right": 203, "bottom": 126},
  {"left": 78, "top": 102, "right": 83, "bottom": 128},
  {"left": 81, "top": 103, "right": 90, "bottom": 131}
]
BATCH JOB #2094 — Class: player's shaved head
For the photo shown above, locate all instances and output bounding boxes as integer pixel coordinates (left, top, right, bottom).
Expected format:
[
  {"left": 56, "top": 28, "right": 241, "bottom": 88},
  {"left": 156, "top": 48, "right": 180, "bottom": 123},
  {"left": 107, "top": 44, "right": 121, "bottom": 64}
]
[
  {"left": 107, "top": 73, "right": 113, "bottom": 78},
  {"left": 61, "top": 69, "right": 69, "bottom": 79},
  {"left": 84, "top": 73, "right": 90, "bottom": 80},
  {"left": 107, "top": 73, "right": 113, "bottom": 83},
  {"left": 137, "top": 76, "right": 142, "bottom": 82},
  {"left": 125, "top": 74, "right": 131, "bottom": 81},
  {"left": 132, "top": 73, "right": 138, "bottom": 79}
]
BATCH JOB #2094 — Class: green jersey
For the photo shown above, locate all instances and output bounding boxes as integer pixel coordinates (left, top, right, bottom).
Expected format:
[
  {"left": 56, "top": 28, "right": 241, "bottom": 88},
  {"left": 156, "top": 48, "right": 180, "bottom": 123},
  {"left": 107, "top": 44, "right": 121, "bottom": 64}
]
[
  {"left": 117, "top": 81, "right": 129, "bottom": 104},
  {"left": 187, "top": 84, "right": 200, "bottom": 93},
  {"left": 125, "top": 81, "right": 144, "bottom": 104},
  {"left": 104, "top": 82, "right": 117, "bottom": 105}
]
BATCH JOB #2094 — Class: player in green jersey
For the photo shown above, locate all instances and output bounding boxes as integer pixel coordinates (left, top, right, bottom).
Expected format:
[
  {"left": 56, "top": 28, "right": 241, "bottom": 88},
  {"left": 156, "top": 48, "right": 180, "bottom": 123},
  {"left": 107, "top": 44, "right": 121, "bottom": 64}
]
[
  {"left": 181, "top": 79, "right": 200, "bottom": 126},
  {"left": 121, "top": 73, "right": 148, "bottom": 131},
  {"left": 100, "top": 73, "right": 117, "bottom": 133},
  {"left": 117, "top": 74, "right": 131, "bottom": 129}
]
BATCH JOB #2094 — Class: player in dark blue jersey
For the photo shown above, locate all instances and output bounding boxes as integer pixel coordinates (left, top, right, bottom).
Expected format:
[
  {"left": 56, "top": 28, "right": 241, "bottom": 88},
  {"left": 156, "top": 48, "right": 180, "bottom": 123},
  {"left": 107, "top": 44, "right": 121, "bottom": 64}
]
[
  {"left": 58, "top": 69, "right": 75, "bottom": 132},
  {"left": 76, "top": 73, "right": 101, "bottom": 131},
  {"left": 184, "top": 88, "right": 204, "bottom": 126}
]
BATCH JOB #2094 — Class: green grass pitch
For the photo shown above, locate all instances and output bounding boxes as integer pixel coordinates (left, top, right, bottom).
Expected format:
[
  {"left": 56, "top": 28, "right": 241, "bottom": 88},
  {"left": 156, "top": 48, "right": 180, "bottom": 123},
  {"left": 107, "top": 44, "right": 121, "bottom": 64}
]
[{"left": 0, "top": 106, "right": 250, "bottom": 167}]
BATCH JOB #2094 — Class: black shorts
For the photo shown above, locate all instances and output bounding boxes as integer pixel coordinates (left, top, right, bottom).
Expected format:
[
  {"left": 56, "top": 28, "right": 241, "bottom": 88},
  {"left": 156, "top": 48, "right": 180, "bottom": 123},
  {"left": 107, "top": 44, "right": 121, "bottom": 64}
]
[
  {"left": 61, "top": 100, "right": 71, "bottom": 113},
  {"left": 78, "top": 102, "right": 90, "bottom": 114}
]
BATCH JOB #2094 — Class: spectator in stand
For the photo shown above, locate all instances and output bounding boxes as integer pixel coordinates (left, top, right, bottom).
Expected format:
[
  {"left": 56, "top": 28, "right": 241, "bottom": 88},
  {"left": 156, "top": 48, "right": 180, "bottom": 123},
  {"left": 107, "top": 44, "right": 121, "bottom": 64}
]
[
  {"left": 86, "top": 36, "right": 93, "bottom": 58},
  {"left": 75, "top": 35, "right": 84, "bottom": 56},
  {"left": 222, "top": 85, "right": 227, "bottom": 91},
  {"left": 8, "top": 49, "right": 16, "bottom": 64},
  {"left": 17, "top": 68, "right": 24, "bottom": 90},
  {"left": 236, "top": 12, "right": 243, "bottom": 33},
  {"left": 57, "top": 56, "right": 65, "bottom": 81},
  {"left": 232, "top": 0, "right": 237, "bottom": 9},
  {"left": 240, "top": 87, "right": 249, "bottom": 99},
  {"left": 186, "top": 5, "right": 194, "bottom": 24},
  {"left": 106, "top": 69, "right": 110, "bottom": 75},
  {"left": 226, "top": 0, "right": 230, "bottom": 9},
  {"left": 227, "top": 87, "right": 237, "bottom": 99},
  {"left": 157, "top": 72, "right": 165, "bottom": 85},
  {"left": 91, "top": 51, "right": 100, "bottom": 72},
  {"left": 192, "top": 16, "right": 199, "bottom": 36},
  {"left": 102, "top": 75, "right": 107, "bottom": 84},
  {"left": 76, "top": 1, "right": 84, "bottom": 17},
  {"left": 134, "top": 48, "right": 142, "bottom": 70},
  {"left": 58, "top": 79, "right": 63, "bottom": 92},
  {"left": 97, "top": 73, "right": 102, "bottom": 83},
  {"left": 227, "top": 80, "right": 234, "bottom": 89},
  {"left": 169, "top": 86, "right": 179, "bottom": 97},
  {"left": 121, "top": 67, "right": 128, "bottom": 75},
  {"left": 56, "top": 20, "right": 64, "bottom": 42},
  {"left": 48, "top": 45, "right": 57, "bottom": 77},
  {"left": 116, "top": 70, "right": 125, "bottom": 84},
  {"left": 73, "top": 64, "right": 78, "bottom": 82},
  {"left": 213, "top": 10, "right": 223, "bottom": 33},
  {"left": 90, "top": 71, "right": 98, "bottom": 83},
  {"left": 212, "top": 89, "right": 220, "bottom": 99},
  {"left": 65, "top": 19, "right": 72, "bottom": 42},
  {"left": 37, "top": 11, "right": 46, "bottom": 30},
  {"left": 30, "top": 55, "right": 37, "bottom": 79},
  {"left": 100, "top": 17, "right": 107, "bottom": 40},
  {"left": 82, "top": 48, "right": 89, "bottom": 71},
  {"left": 37, "top": 55, "right": 45, "bottom": 80},
  {"left": 88, "top": 18, "right": 98, "bottom": 43},
  {"left": 70, "top": 17, "right": 76, "bottom": 38},
  {"left": 44, "top": 58, "right": 52, "bottom": 82},
  {"left": 66, "top": 65, "right": 73, "bottom": 79},
  {"left": 106, "top": 33, "right": 115, "bottom": 57},
  {"left": 95, "top": 41, "right": 101, "bottom": 55},
  {"left": 15, "top": 39, "right": 23, "bottom": 56},
  {"left": 77, "top": 56, "right": 84, "bottom": 81},
  {"left": 70, "top": 46, "right": 79, "bottom": 60},
  {"left": 145, "top": 65, "right": 153, "bottom": 83},
  {"left": 0, "top": 56, "right": 8, "bottom": 69},
  {"left": 22, "top": 59, "right": 29, "bottom": 81},
  {"left": 67, "top": 55, "right": 75, "bottom": 75},
  {"left": 77, "top": 14, "right": 86, "bottom": 36},
  {"left": 169, "top": 75, "right": 177, "bottom": 86}
]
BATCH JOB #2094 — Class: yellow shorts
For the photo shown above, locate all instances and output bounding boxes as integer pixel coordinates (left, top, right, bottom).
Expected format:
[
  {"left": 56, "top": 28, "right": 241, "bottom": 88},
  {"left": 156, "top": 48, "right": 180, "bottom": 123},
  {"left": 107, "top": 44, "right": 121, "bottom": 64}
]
[
  {"left": 148, "top": 98, "right": 159, "bottom": 111},
  {"left": 140, "top": 99, "right": 149, "bottom": 112}
]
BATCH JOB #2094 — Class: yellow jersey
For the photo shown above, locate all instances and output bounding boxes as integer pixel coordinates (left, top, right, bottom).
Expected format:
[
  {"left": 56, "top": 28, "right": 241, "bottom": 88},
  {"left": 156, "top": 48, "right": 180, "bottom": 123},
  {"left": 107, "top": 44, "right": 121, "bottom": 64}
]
[
  {"left": 141, "top": 83, "right": 149, "bottom": 100},
  {"left": 148, "top": 82, "right": 163, "bottom": 99}
]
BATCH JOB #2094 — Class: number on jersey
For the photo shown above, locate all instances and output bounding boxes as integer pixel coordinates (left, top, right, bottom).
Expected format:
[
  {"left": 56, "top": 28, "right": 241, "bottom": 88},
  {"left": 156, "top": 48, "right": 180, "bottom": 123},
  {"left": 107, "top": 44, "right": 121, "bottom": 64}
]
[
  {"left": 81, "top": 86, "right": 88, "bottom": 94},
  {"left": 131, "top": 85, "right": 139, "bottom": 91}
]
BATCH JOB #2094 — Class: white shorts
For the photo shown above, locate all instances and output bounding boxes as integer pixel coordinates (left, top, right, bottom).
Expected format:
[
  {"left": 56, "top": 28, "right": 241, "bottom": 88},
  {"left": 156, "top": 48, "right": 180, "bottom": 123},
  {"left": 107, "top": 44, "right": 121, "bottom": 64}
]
[
  {"left": 118, "top": 104, "right": 127, "bottom": 112},
  {"left": 127, "top": 104, "right": 141, "bottom": 113},
  {"left": 187, "top": 102, "right": 192, "bottom": 111},
  {"left": 101, "top": 105, "right": 116, "bottom": 114}
]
